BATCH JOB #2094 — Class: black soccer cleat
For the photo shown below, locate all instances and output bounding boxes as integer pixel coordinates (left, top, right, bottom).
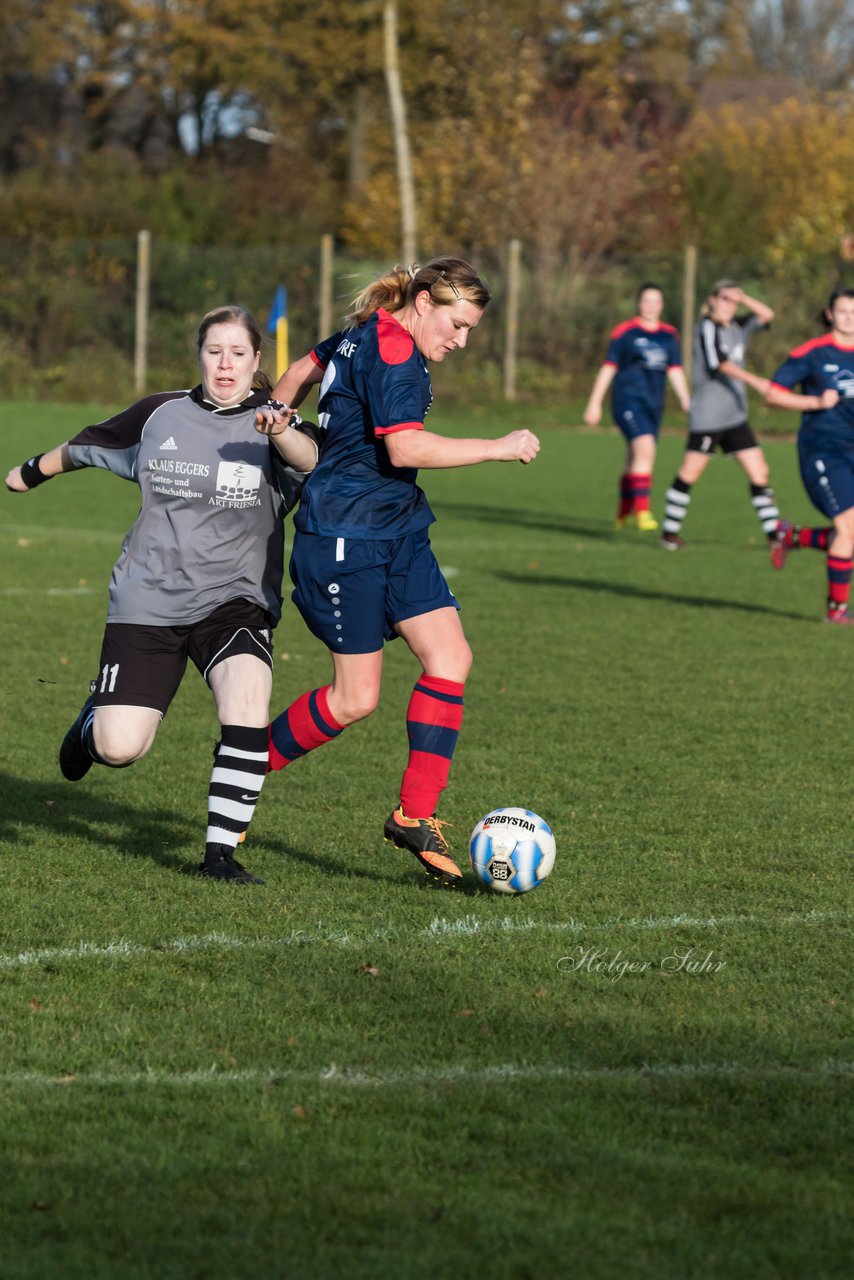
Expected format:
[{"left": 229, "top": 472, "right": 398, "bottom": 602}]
[
  {"left": 383, "top": 809, "right": 463, "bottom": 886},
  {"left": 197, "top": 844, "right": 264, "bottom": 885},
  {"left": 59, "top": 693, "right": 97, "bottom": 781}
]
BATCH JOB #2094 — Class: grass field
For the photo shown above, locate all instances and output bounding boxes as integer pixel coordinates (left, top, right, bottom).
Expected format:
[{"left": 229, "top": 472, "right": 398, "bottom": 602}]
[{"left": 0, "top": 399, "right": 851, "bottom": 1280}]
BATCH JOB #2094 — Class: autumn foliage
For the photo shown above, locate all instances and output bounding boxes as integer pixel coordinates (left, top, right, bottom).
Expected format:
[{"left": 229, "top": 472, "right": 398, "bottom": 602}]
[{"left": 2, "top": 1, "right": 854, "bottom": 396}]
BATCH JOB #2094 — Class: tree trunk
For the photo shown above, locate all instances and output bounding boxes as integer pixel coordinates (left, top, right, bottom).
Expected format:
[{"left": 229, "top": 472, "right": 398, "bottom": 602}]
[{"left": 383, "top": 1, "right": 417, "bottom": 263}]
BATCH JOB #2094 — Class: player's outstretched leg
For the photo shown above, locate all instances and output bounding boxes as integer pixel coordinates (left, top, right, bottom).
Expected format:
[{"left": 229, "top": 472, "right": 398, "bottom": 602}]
[
  {"left": 59, "top": 693, "right": 98, "bottom": 780},
  {"left": 660, "top": 477, "right": 691, "bottom": 550},
  {"left": 198, "top": 725, "right": 268, "bottom": 884},
  {"left": 825, "top": 553, "right": 854, "bottom": 624},
  {"left": 615, "top": 472, "right": 633, "bottom": 529},
  {"left": 770, "top": 520, "right": 832, "bottom": 570},
  {"left": 384, "top": 675, "right": 465, "bottom": 886},
  {"left": 629, "top": 473, "right": 658, "bottom": 531},
  {"left": 268, "top": 686, "right": 345, "bottom": 771},
  {"left": 750, "top": 484, "right": 780, "bottom": 545},
  {"left": 59, "top": 689, "right": 143, "bottom": 781},
  {"left": 384, "top": 810, "right": 461, "bottom": 885}
]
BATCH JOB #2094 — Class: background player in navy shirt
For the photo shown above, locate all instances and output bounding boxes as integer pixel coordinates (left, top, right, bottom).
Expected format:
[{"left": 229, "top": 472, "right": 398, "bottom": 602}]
[
  {"left": 6, "top": 306, "right": 321, "bottom": 883},
  {"left": 767, "top": 288, "right": 854, "bottom": 623},
  {"left": 257, "top": 257, "right": 540, "bottom": 886},
  {"left": 583, "top": 282, "right": 690, "bottom": 531}
]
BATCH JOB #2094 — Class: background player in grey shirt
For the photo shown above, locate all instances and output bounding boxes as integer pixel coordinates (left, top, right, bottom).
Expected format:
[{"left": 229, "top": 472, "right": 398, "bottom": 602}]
[
  {"left": 6, "top": 305, "right": 321, "bottom": 884},
  {"left": 660, "top": 281, "right": 781, "bottom": 550}
]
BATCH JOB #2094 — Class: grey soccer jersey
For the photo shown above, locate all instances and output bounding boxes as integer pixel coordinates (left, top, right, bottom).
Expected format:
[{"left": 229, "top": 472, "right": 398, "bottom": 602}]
[
  {"left": 66, "top": 387, "right": 320, "bottom": 626},
  {"left": 689, "top": 314, "right": 764, "bottom": 434}
]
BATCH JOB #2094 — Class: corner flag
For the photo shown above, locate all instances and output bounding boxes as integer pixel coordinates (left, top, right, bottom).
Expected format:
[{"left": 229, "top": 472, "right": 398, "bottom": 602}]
[{"left": 266, "top": 285, "right": 289, "bottom": 379}]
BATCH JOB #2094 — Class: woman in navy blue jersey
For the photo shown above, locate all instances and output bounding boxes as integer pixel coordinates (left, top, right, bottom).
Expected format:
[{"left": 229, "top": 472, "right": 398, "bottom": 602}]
[
  {"left": 257, "top": 257, "right": 540, "bottom": 886},
  {"left": 767, "top": 288, "right": 854, "bottom": 623},
  {"left": 583, "top": 282, "right": 690, "bottom": 531}
]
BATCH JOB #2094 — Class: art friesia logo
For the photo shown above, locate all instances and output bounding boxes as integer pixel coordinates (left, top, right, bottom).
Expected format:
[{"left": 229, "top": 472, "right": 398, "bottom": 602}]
[
  {"left": 557, "top": 945, "right": 727, "bottom": 983},
  {"left": 212, "top": 461, "right": 262, "bottom": 507}
]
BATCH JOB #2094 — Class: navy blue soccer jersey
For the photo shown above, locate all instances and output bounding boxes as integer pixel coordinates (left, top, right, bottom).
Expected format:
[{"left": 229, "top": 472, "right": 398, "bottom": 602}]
[
  {"left": 770, "top": 335, "right": 854, "bottom": 443},
  {"left": 294, "top": 308, "right": 435, "bottom": 538},
  {"left": 605, "top": 319, "right": 682, "bottom": 419}
]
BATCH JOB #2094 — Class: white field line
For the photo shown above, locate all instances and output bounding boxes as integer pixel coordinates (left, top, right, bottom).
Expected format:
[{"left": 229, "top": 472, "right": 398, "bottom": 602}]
[
  {"left": 0, "top": 1060, "right": 851, "bottom": 1090},
  {"left": 0, "top": 908, "right": 845, "bottom": 972},
  {"left": 3, "top": 524, "right": 122, "bottom": 543},
  {"left": 1, "top": 586, "right": 98, "bottom": 597}
]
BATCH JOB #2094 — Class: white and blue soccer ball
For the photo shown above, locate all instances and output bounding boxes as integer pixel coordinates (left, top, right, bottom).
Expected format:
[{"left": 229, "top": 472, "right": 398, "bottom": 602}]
[{"left": 469, "top": 807, "right": 556, "bottom": 895}]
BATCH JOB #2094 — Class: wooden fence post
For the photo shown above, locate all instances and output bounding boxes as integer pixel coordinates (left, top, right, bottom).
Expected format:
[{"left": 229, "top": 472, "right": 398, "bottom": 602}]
[
  {"left": 134, "top": 230, "right": 151, "bottom": 396},
  {"left": 503, "top": 238, "right": 521, "bottom": 401},
  {"left": 319, "top": 233, "right": 334, "bottom": 341},
  {"left": 682, "top": 243, "right": 697, "bottom": 387}
]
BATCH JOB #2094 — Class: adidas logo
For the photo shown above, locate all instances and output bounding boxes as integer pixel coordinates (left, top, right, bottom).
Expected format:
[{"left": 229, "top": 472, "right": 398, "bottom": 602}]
[{"left": 160, "top": 436, "right": 178, "bottom": 451}]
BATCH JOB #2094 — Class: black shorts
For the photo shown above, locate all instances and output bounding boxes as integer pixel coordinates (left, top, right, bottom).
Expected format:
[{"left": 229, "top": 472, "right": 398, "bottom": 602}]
[
  {"left": 686, "top": 423, "right": 758, "bottom": 456},
  {"left": 90, "top": 598, "right": 275, "bottom": 715}
]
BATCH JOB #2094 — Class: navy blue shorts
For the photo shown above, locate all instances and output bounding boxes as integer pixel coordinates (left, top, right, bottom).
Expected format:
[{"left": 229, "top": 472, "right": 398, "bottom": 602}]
[
  {"left": 289, "top": 527, "right": 459, "bottom": 654},
  {"left": 612, "top": 402, "right": 660, "bottom": 440},
  {"left": 799, "top": 436, "right": 854, "bottom": 520}
]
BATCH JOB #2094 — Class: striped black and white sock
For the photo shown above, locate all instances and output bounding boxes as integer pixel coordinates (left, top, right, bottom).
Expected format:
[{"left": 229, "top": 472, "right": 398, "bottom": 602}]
[
  {"left": 662, "top": 477, "right": 692, "bottom": 535},
  {"left": 750, "top": 485, "right": 780, "bottom": 539},
  {"left": 205, "top": 724, "right": 268, "bottom": 854}
]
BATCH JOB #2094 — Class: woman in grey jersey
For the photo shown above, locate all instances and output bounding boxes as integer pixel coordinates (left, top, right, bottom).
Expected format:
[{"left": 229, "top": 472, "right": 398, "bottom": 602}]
[
  {"left": 659, "top": 281, "right": 780, "bottom": 550},
  {"left": 5, "top": 306, "right": 321, "bottom": 884}
]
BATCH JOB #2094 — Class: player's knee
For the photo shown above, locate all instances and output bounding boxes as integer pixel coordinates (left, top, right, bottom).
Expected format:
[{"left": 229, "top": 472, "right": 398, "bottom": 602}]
[
  {"left": 92, "top": 722, "right": 153, "bottom": 766},
  {"left": 456, "top": 641, "right": 474, "bottom": 682},
  {"left": 426, "top": 641, "right": 473, "bottom": 684},
  {"left": 335, "top": 688, "right": 380, "bottom": 725}
]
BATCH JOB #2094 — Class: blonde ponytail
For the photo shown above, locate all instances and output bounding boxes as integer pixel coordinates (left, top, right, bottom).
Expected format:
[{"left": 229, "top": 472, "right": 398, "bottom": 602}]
[{"left": 345, "top": 256, "right": 492, "bottom": 327}]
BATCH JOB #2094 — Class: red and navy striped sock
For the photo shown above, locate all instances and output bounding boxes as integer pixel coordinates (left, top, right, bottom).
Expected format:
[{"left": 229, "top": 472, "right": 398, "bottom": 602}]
[
  {"left": 629, "top": 471, "right": 652, "bottom": 513},
  {"left": 400, "top": 675, "right": 465, "bottom": 819},
  {"left": 617, "top": 472, "right": 633, "bottom": 521},
  {"left": 827, "top": 555, "right": 853, "bottom": 614},
  {"left": 795, "top": 526, "right": 832, "bottom": 551},
  {"left": 268, "top": 685, "right": 345, "bottom": 772}
]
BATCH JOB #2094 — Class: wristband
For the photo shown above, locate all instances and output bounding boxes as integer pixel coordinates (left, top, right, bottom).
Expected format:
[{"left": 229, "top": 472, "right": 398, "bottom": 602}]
[
  {"left": 20, "top": 454, "right": 51, "bottom": 488},
  {"left": 265, "top": 402, "right": 303, "bottom": 431}
]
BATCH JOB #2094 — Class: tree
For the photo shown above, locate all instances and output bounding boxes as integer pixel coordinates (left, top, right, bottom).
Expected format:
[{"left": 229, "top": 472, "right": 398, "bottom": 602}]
[
  {"left": 680, "top": 95, "right": 854, "bottom": 272},
  {"left": 729, "top": 0, "right": 854, "bottom": 92},
  {"left": 383, "top": 0, "right": 417, "bottom": 261}
]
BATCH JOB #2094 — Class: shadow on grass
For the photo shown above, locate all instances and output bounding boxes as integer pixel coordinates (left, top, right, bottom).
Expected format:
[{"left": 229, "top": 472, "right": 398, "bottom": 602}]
[
  {"left": 250, "top": 831, "right": 483, "bottom": 895},
  {"left": 3, "top": 772, "right": 490, "bottom": 896},
  {"left": 492, "top": 569, "right": 810, "bottom": 621},
  {"left": 0, "top": 770, "right": 192, "bottom": 872},
  {"left": 430, "top": 500, "right": 614, "bottom": 541}
]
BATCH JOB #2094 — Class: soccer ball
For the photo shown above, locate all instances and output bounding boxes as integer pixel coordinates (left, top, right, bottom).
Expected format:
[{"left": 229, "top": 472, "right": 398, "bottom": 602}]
[{"left": 469, "top": 807, "right": 556, "bottom": 895}]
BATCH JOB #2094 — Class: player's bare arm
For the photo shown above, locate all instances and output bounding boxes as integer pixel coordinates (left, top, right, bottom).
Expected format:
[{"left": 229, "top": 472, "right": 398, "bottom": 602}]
[
  {"left": 254, "top": 403, "right": 320, "bottom": 471},
  {"left": 765, "top": 385, "right": 839, "bottom": 412},
  {"left": 736, "top": 289, "right": 775, "bottom": 326},
  {"left": 5, "top": 443, "right": 74, "bottom": 492},
  {"left": 583, "top": 364, "right": 616, "bottom": 427},
  {"left": 718, "top": 360, "right": 771, "bottom": 398},
  {"left": 384, "top": 427, "right": 540, "bottom": 470},
  {"left": 271, "top": 354, "right": 324, "bottom": 412},
  {"left": 667, "top": 365, "right": 691, "bottom": 412}
]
